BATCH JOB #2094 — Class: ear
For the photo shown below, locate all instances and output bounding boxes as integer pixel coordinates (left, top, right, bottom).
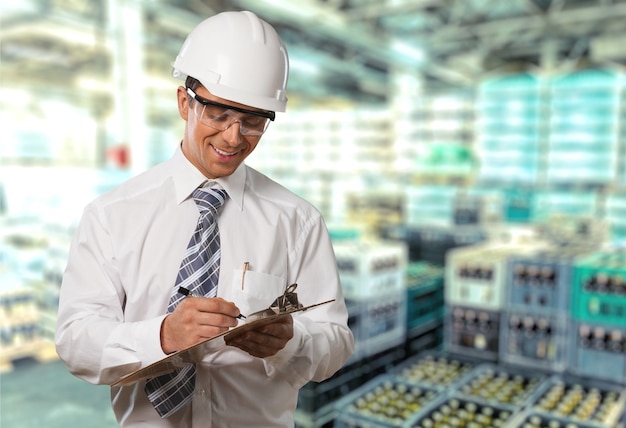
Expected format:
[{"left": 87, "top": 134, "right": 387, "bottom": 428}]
[{"left": 177, "top": 86, "right": 189, "bottom": 121}]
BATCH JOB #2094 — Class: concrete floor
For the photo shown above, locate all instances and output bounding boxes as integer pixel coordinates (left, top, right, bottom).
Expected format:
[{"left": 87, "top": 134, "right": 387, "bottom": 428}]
[{"left": 1, "top": 358, "right": 117, "bottom": 428}]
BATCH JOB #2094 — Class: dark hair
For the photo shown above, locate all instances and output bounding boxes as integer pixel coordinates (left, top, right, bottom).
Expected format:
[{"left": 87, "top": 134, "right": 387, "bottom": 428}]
[{"left": 185, "top": 76, "right": 201, "bottom": 91}]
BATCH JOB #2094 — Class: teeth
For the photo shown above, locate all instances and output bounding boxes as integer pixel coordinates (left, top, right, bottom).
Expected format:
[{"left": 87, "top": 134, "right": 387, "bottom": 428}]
[{"left": 214, "top": 146, "right": 237, "bottom": 156}]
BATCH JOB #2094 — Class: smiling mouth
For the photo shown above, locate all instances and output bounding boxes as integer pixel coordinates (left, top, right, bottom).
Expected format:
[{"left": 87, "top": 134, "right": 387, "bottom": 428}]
[{"left": 212, "top": 145, "right": 238, "bottom": 157}]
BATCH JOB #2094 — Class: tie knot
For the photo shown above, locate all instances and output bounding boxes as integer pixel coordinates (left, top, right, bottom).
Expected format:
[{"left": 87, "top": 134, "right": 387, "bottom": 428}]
[{"left": 192, "top": 187, "right": 227, "bottom": 216}]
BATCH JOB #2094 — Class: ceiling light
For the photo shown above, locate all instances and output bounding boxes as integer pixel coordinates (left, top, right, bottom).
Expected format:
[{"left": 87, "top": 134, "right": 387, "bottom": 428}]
[
  {"left": 290, "top": 57, "right": 320, "bottom": 75},
  {"left": 391, "top": 40, "right": 426, "bottom": 65}
]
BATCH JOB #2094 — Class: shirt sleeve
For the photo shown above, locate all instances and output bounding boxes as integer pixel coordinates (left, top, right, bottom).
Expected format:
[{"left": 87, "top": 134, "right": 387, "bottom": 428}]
[
  {"left": 55, "top": 202, "right": 169, "bottom": 385},
  {"left": 263, "top": 213, "right": 355, "bottom": 389}
]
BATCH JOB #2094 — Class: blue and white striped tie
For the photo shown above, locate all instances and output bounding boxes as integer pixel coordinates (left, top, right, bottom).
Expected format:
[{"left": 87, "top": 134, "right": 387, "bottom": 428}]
[{"left": 144, "top": 186, "right": 227, "bottom": 418}]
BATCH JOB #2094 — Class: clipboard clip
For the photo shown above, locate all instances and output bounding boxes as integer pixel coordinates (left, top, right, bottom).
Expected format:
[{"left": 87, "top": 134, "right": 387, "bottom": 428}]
[{"left": 246, "top": 283, "right": 303, "bottom": 322}]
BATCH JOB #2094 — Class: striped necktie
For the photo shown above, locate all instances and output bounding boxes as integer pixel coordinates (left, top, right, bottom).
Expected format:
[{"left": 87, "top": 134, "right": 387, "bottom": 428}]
[{"left": 144, "top": 187, "right": 227, "bottom": 418}]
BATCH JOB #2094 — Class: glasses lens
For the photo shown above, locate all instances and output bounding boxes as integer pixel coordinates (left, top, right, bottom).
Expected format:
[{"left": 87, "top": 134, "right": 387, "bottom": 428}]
[{"left": 194, "top": 101, "right": 269, "bottom": 136}]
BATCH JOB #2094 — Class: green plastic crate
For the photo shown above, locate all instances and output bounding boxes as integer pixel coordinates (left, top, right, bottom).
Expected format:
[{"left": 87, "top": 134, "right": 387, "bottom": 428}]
[{"left": 572, "top": 250, "right": 626, "bottom": 326}]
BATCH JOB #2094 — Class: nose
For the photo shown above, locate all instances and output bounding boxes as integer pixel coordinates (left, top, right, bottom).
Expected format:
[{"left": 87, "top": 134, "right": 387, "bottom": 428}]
[{"left": 222, "top": 120, "right": 243, "bottom": 146}]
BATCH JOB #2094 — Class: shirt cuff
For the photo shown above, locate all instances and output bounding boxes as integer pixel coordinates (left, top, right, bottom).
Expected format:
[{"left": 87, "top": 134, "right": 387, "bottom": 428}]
[
  {"left": 100, "top": 314, "right": 169, "bottom": 384},
  {"left": 134, "top": 314, "right": 170, "bottom": 364},
  {"left": 264, "top": 321, "right": 303, "bottom": 367},
  {"left": 262, "top": 320, "right": 310, "bottom": 389}
]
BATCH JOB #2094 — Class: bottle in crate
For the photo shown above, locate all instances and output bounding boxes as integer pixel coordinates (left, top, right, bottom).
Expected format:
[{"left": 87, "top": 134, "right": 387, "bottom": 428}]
[
  {"left": 500, "top": 246, "right": 596, "bottom": 372},
  {"left": 409, "top": 395, "right": 518, "bottom": 428},
  {"left": 571, "top": 250, "right": 626, "bottom": 384},
  {"left": 444, "top": 305, "right": 501, "bottom": 361},
  {"left": 445, "top": 241, "right": 546, "bottom": 312},
  {"left": 453, "top": 363, "right": 545, "bottom": 410},
  {"left": 347, "top": 289, "right": 407, "bottom": 361},
  {"left": 505, "top": 246, "right": 596, "bottom": 313},
  {"left": 499, "top": 310, "right": 570, "bottom": 372},
  {"left": 334, "top": 375, "right": 442, "bottom": 428},
  {"left": 572, "top": 321, "right": 626, "bottom": 384},
  {"left": 572, "top": 250, "right": 626, "bottom": 326},
  {"left": 527, "top": 375, "right": 626, "bottom": 428}
]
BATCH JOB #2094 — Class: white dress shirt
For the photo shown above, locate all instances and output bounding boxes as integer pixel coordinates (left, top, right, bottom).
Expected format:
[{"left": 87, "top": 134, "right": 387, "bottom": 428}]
[{"left": 55, "top": 146, "right": 354, "bottom": 427}]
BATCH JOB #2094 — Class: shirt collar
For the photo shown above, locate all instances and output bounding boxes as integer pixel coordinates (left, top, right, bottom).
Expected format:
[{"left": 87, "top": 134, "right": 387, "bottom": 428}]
[{"left": 172, "top": 144, "right": 245, "bottom": 211}]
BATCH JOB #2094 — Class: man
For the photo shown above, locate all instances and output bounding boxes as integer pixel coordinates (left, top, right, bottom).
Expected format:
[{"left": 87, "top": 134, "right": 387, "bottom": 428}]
[{"left": 55, "top": 10, "right": 354, "bottom": 427}]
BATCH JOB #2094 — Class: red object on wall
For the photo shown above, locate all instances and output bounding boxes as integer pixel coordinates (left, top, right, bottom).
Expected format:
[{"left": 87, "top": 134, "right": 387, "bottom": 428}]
[{"left": 107, "top": 145, "right": 130, "bottom": 168}]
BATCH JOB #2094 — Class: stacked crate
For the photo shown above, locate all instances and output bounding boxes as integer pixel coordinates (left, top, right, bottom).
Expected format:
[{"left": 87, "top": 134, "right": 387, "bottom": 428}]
[
  {"left": 403, "top": 185, "right": 457, "bottom": 227},
  {"left": 296, "top": 334, "right": 407, "bottom": 427},
  {"left": 444, "top": 240, "right": 546, "bottom": 361},
  {"left": 411, "top": 363, "right": 546, "bottom": 428},
  {"left": 547, "top": 69, "right": 621, "bottom": 186},
  {"left": 475, "top": 73, "right": 543, "bottom": 185},
  {"left": 0, "top": 222, "right": 57, "bottom": 371},
  {"left": 384, "top": 224, "right": 486, "bottom": 266},
  {"left": 251, "top": 108, "right": 392, "bottom": 178},
  {"left": 455, "top": 187, "right": 504, "bottom": 226},
  {"left": 335, "top": 352, "right": 596, "bottom": 427},
  {"left": 334, "top": 351, "right": 476, "bottom": 427},
  {"left": 334, "top": 350, "right": 626, "bottom": 427},
  {"left": 390, "top": 351, "right": 477, "bottom": 394},
  {"left": 334, "top": 374, "right": 441, "bottom": 427},
  {"left": 606, "top": 192, "right": 626, "bottom": 244},
  {"left": 533, "top": 192, "right": 601, "bottom": 229},
  {"left": 500, "top": 245, "right": 596, "bottom": 372},
  {"left": 392, "top": 86, "right": 475, "bottom": 180},
  {"left": 403, "top": 262, "right": 445, "bottom": 354},
  {"left": 334, "top": 239, "right": 408, "bottom": 362},
  {"left": 296, "top": 356, "right": 367, "bottom": 428},
  {"left": 571, "top": 250, "right": 626, "bottom": 384},
  {"left": 512, "top": 375, "right": 626, "bottom": 428},
  {"left": 295, "top": 239, "right": 409, "bottom": 426},
  {"left": 344, "top": 189, "right": 405, "bottom": 236},
  {"left": 502, "top": 187, "right": 535, "bottom": 223},
  {"left": 0, "top": 273, "right": 54, "bottom": 372}
]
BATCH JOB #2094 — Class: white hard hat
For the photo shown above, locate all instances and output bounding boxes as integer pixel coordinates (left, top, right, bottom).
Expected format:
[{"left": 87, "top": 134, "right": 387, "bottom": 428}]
[{"left": 172, "top": 11, "right": 289, "bottom": 112}]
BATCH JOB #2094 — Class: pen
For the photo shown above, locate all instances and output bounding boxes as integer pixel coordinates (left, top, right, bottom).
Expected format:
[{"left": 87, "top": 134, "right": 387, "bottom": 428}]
[
  {"left": 178, "top": 287, "right": 246, "bottom": 319},
  {"left": 241, "top": 261, "right": 249, "bottom": 290}
]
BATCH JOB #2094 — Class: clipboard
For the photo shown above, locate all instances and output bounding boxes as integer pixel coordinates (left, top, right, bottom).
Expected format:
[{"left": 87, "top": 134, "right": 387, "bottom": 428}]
[{"left": 111, "top": 298, "right": 334, "bottom": 387}]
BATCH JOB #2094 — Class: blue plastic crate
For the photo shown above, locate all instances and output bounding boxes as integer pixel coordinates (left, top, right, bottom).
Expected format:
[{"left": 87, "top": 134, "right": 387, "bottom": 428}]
[
  {"left": 570, "top": 320, "right": 626, "bottom": 385},
  {"left": 454, "top": 363, "right": 546, "bottom": 410},
  {"left": 334, "top": 375, "right": 442, "bottom": 428},
  {"left": 505, "top": 247, "right": 595, "bottom": 313},
  {"left": 509, "top": 410, "right": 608, "bottom": 428},
  {"left": 527, "top": 374, "right": 626, "bottom": 428},
  {"left": 347, "top": 289, "right": 407, "bottom": 361},
  {"left": 407, "top": 393, "right": 518, "bottom": 428},
  {"left": 446, "top": 242, "right": 545, "bottom": 311},
  {"left": 297, "top": 360, "right": 363, "bottom": 418},
  {"left": 444, "top": 305, "right": 501, "bottom": 361},
  {"left": 390, "top": 225, "right": 486, "bottom": 266},
  {"left": 499, "top": 310, "right": 570, "bottom": 373},
  {"left": 404, "top": 318, "right": 443, "bottom": 357},
  {"left": 390, "top": 350, "right": 477, "bottom": 392}
]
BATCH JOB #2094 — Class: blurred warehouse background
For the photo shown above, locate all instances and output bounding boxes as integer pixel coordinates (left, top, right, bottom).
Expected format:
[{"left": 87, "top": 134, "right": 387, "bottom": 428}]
[{"left": 1, "top": 0, "right": 626, "bottom": 427}]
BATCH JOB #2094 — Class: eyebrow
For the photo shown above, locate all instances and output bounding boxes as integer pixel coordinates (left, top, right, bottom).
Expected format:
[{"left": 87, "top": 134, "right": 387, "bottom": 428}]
[{"left": 186, "top": 87, "right": 275, "bottom": 121}]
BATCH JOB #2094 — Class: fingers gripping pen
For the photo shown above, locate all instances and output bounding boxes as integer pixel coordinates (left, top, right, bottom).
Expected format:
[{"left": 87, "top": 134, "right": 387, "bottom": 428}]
[{"left": 178, "top": 286, "right": 246, "bottom": 319}]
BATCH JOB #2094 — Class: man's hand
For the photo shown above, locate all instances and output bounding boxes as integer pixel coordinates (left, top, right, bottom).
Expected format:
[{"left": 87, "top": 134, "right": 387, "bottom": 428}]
[
  {"left": 225, "top": 314, "right": 293, "bottom": 358},
  {"left": 160, "top": 297, "right": 241, "bottom": 354}
]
